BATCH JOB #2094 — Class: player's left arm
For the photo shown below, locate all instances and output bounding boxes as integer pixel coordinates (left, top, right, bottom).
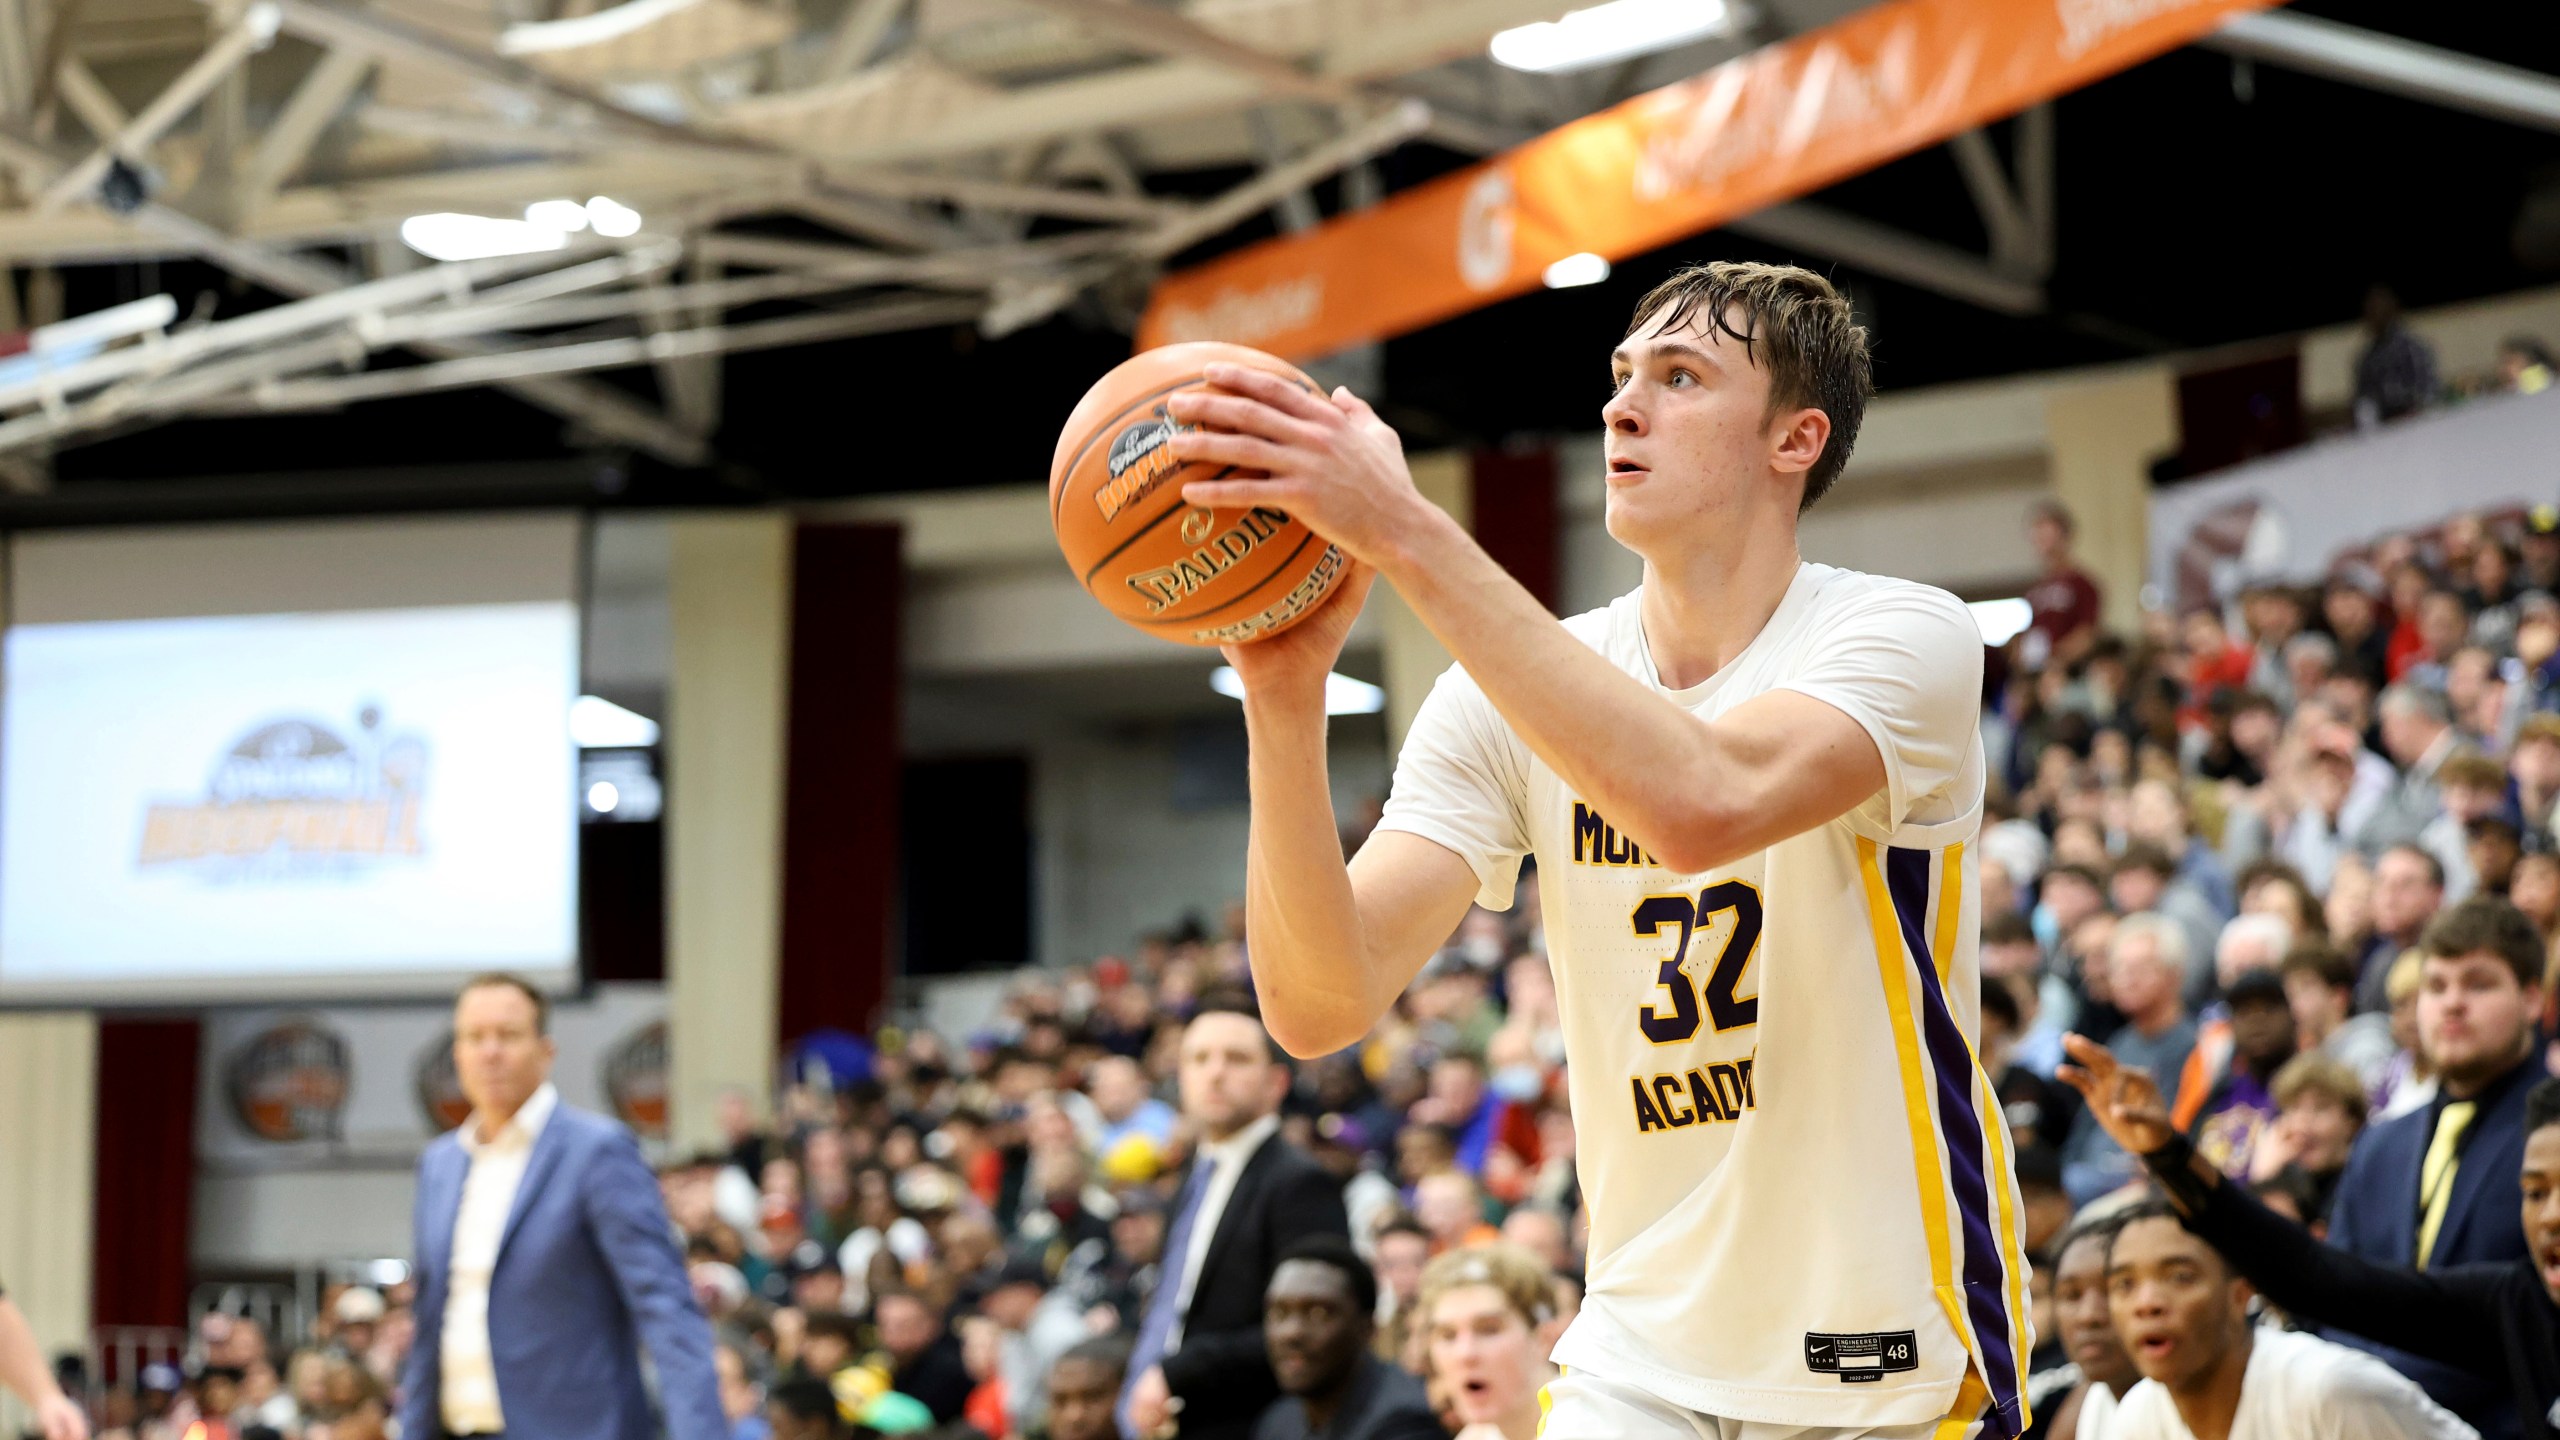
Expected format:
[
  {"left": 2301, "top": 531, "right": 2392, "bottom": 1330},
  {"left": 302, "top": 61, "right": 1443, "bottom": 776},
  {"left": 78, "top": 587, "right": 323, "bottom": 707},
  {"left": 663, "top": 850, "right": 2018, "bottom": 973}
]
[{"left": 1172, "top": 370, "right": 1914, "bottom": 874}]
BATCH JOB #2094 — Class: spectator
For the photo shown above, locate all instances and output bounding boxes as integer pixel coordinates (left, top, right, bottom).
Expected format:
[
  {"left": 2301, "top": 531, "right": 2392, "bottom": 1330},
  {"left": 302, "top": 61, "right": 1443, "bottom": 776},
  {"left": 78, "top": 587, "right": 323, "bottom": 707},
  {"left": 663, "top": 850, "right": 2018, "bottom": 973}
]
[
  {"left": 1253, "top": 1238, "right": 1437, "bottom": 1440},
  {"left": 2359, "top": 845, "right": 2448, "bottom": 1013},
  {"left": 2110, "top": 846, "right": 2223, "bottom": 988},
  {"left": 1413, "top": 1173, "right": 1497, "bottom": 1256},
  {"left": 1090, "top": 1056, "right": 1177, "bottom": 1177},
  {"left": 794, "top": 1313, "right": 861, "bottom": 1383},
  {"left": 2325, "top": 571, "right": 2396, "bottom": 688},
  {"left": 2063, "top": 915, "right": 2198, "bottom": 1203},
  {"left": 761, "top": 1378, "right": 845, "bottom": 1440},
  {"left": 2496, "top": 334, "right": 2556, "bottom": 393},
  {"left": 2508, "top": 852, "right": 2560, "bottom": 938},
  {"left": 1493, "top": 1208, "right": 1569, "bottom": 1277},
  {"left": 2352, "top": 285, "right": 2441, "bottom": 426},
  {"left": 1120, "top": 1004, "right": 1350, "bottom": 1440},
  {"left": 1370, "top": 1222, "right": 1431, "bottom": 1365},
  {"left": 2024, "top": 500, "right": 2103, "bottom": 673},
  {"left": 2097, "top": 1201, "right": 2477, "bottom": 1439},
  {"left": 2178, "top": 970, "right": 2298, "bottom": 1181},
  {"left": 2065, "top": 1037, "right": 2560, "bottom": 1440},
  {"left": 2325, "top": 898, "right": 2553, "bottom": 1438},
  {"left": 1414, "top": 1246, "right": 1555, "bottom": 1440},
  {"left": 873, "top": 1289, "right": 969, "bottom": 1423},
  {"left": 2246, "top": 1052, "right": 2369, "bottom": 1225},
  {"left": 2028, "top": 1216, "right": 2136, "bottom": 1440},
  {"left": 1045, "top": 1339, "right": 1128, "bottom": 1440},
  {"left": 2280, "top": 943, "right": 2398, "bottom": 1090},
  {"left": 2360, "top": 685, "right": 2460, "bottom": 857},
  {"left": 2427, "top": 752, "right": 2516, "bottom": 900},
  {"left": 1981, "top": 978, "right": 2077, "bottom": 1153},
  {"left": 714, "top": 1342, "right": 770, "bottom": 1440},
  {"left": 2513, "top": 718, "right": 2560, "bottom": 849},
  {"left": 402, "top": 974, "right": 724, "bottom": 1440}
]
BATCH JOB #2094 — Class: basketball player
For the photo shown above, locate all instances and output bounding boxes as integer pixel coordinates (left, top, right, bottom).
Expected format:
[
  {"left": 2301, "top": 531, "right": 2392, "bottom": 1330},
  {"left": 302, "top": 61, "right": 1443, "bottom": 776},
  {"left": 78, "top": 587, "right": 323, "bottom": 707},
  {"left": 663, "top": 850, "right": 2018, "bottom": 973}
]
[{"left": 1165, "top": 261, "right": 2028, "bottom": 1440}]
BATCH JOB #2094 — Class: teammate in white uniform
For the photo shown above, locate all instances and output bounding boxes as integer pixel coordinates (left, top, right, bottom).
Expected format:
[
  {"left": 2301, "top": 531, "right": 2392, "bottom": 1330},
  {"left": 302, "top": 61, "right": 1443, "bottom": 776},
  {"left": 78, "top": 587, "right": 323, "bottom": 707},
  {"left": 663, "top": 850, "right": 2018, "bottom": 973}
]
[{"left": 1164, "top": 261, "right": 2031, "bottom": 1440}]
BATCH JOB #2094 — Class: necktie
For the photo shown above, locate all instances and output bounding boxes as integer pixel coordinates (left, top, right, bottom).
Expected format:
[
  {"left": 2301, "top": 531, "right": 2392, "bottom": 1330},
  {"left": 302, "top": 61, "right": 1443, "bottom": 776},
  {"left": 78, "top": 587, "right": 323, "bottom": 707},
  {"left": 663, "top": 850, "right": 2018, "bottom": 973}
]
[
  {"left": 1119, "top": 1155, "right": 1216, "bottom": 1438},
  {"left": 2414, "top": 1099, "right": 2477, "bottom": 1269}
]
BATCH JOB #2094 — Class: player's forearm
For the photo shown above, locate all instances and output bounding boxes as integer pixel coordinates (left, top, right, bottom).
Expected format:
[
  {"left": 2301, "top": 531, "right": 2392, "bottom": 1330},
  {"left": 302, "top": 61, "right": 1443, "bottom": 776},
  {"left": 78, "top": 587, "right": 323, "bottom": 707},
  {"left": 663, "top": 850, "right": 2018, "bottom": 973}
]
[
  {"left": 1239, "top": 679, "right": 1386, "bottom": 1057},
  {"left": 0, "top": 1299, "right": 65, "bottom": 1412},
  {"left": 1376, "top": 511, "right": 1735, "bottom": 871}
]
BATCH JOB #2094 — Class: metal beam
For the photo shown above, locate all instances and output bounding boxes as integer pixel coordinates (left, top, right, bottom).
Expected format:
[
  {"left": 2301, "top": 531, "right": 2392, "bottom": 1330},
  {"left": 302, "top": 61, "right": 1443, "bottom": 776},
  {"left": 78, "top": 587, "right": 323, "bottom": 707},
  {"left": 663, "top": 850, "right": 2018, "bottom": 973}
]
[
  {"left": 2201, "top": 10, "right": 2560, "bottom": 135},
  {"left": 1134, "top": 99, "right": 1429, "bottom": 259},
  {"left": 1722, "top": 202, "right": 2044, "bottom": 315},
  {"left": 821, "top": 166, "right": 1178, "bottom": 224},
  {"left": 240, "top": 47, "right": 373, "bottom": 211},
  {"left": 1946, "top": 127, "right": 2031, "bottom": 275},
  {"left": 188, "top": 294, "right": 980, "bottom": 413},
  {"left": 1008, "top": 0, "right": 1354, "bottom": 105},
  {"left": 41, "top": 5, "right": 277, "bottom": 211},
  {"left": 813, "top": 0, "right": 908, "bottom": 83},
  {"left": 50, "top": 55, "right": 125, "bottom": 147}
]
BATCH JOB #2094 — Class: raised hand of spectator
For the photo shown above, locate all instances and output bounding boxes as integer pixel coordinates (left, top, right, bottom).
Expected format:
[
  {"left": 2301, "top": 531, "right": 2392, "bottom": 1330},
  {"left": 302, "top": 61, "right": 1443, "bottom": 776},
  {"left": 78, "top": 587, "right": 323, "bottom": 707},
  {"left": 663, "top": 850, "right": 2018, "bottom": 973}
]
[
  {"left": 2248, "top": 1107, "right": 2310, "bottom": 1184},
  {"left": 2057, "top": 1033, "right": 2176, "bottom": 1157}
]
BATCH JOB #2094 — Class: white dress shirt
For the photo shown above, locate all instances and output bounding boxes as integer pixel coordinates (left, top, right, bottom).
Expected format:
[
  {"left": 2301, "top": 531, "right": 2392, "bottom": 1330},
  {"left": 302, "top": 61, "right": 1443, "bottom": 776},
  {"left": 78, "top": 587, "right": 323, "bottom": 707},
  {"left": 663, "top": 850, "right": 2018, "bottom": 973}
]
[
  {"left": 1163, "top": 1110, "right": 1279, "bottom": 1353},
  {"left": 440, "top": 1082, "right": 559, "bottom": 1436}
]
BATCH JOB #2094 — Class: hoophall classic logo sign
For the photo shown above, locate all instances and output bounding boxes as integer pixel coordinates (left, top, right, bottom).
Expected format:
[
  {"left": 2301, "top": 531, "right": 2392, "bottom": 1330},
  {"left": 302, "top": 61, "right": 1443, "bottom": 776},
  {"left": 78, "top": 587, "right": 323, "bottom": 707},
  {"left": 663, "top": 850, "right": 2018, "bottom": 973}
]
[{"left": 137, "top": 706, "right": 429, "bottom": 874}]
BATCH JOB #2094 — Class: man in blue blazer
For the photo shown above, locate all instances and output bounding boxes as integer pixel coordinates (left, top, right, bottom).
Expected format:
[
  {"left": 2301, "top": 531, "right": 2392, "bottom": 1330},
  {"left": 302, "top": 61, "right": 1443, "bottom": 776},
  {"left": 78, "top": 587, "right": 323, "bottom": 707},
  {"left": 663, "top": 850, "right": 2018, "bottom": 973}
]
[
  {"left": 2323, "top": 898, "right": 2551, "bottom": 1440},
  {"left": 400, "top": 974, "right": 727, "bottom": 1440}
]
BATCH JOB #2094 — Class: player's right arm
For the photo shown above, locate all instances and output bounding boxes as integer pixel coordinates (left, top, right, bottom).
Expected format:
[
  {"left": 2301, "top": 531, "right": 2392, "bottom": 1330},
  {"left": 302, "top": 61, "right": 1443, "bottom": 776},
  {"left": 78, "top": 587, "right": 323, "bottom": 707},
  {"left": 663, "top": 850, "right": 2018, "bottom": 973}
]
[{"left": 1226, "top": 567, "right": 1486, "bottom": 1059}]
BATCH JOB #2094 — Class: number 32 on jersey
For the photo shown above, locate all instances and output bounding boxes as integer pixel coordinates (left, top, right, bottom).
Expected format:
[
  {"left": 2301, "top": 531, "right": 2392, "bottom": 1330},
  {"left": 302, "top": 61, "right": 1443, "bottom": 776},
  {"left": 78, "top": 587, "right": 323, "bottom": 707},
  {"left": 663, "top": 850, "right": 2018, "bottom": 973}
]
[{"left": 1628, "top": 882, "right": 1762, "bottom": 1134}]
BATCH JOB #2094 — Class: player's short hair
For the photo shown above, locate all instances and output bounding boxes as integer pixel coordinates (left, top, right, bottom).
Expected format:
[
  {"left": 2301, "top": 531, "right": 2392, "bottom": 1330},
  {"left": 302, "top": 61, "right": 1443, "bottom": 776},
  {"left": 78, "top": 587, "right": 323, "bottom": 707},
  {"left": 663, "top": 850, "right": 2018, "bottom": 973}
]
[
  {"left": 2269, "top": 1052, "right": 2367, "bottom": 1124},
  {"left": 457, "top": 972, "right": 549, "bottom": 1035},
  {"left": 2418, "top": 896, "right": 2546, "bottom": 989},
  {"left": 1415, "top": 1243, "right": 1555, "bottom": 1334},
  {"left": 1274, "top": 1234, "right": 1380, "bottom": 1316},
  {"left": 1623, "top": 261, "right": 1873, "bottom": 512}
]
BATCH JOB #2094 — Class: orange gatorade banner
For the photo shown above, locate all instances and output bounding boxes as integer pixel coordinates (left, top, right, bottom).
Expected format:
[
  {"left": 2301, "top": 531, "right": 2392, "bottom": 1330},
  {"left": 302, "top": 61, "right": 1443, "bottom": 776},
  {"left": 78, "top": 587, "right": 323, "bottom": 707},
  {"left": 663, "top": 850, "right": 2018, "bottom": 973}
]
[{"left": 1138, "top": 0, "right": 2283, "bottom": 360}]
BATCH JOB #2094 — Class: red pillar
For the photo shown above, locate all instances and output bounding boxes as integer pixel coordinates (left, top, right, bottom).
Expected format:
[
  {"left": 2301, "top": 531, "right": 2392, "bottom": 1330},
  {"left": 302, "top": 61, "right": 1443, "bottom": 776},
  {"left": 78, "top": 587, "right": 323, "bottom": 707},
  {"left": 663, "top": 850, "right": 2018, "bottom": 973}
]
[
  {"left": 92, "top": 1018, "right": 199, "bottom": 1334},
  {"left": 776, "top": 522, "right": 902, "bottom": 1044},
  {"left": 1470, "top": 443, "right": 1560, "bottom": 612}
]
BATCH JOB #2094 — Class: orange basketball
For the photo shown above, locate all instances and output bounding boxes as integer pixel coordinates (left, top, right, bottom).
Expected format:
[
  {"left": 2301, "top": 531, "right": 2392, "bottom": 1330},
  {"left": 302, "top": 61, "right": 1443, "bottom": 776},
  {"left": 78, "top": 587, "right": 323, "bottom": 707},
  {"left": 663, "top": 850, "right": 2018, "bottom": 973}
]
[{"left": 1049, "top": 341, "right": 1350, "bottom": 647}]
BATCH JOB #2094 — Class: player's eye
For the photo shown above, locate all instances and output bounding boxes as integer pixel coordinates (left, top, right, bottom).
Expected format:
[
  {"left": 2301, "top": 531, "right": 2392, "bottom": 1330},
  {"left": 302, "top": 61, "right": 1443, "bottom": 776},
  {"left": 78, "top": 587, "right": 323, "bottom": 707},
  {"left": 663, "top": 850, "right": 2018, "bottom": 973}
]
[{"left": 1668, "top": 368, "right": 1696, "bottom": 387}]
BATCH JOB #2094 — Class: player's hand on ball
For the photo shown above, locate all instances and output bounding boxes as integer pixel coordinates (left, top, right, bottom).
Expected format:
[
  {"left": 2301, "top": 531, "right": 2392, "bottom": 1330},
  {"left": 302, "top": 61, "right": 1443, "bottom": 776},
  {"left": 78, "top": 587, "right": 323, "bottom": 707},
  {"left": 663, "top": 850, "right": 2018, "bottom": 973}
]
[
  {"left": 2057, "top": 1033, "right": 2175, "bottom": 1156},
  {"left": 1166, "top": 366, "right": 1424, "bottom": 568},
  {"left": 1219, "top": 562, "right": 1375, "bottom": 693}
]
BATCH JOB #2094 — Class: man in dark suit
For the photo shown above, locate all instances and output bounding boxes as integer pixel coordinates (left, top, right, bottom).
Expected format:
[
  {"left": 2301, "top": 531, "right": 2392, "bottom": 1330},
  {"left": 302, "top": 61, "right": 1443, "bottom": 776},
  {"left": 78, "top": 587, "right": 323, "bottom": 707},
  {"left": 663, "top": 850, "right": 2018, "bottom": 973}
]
[
  {"left": 1119, "top": 1002, "right": 1349, "bottom": 1440},
  {"left": 399, "top": 974, "right": 726, "bottom": 1440},
  {"left": 2324, "top": 898, "right": 2551, "bottom": 1440},
  {"left": 1255, "top": 1236, "right": 1439, "bottom": 1440}
]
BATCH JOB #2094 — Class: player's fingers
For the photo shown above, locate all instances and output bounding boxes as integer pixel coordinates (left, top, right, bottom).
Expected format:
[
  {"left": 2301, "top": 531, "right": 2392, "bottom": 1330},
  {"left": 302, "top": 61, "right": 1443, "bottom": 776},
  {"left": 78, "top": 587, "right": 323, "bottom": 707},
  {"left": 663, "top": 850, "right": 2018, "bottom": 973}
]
[
  {"left": 2059, "top": 1032, "right": 2112, "bottom": 1071},
  {"left": 1169, "top": 430, "right": 1290, "bottom": 472},
  {"left": 1204, "top": 363, "right": 1338, "bottom": 423},
  {"left": 1181, "top": 477, "right": 1303, "bottom": 509},
  {"left": 1331, "top": 385, "right": 1379, "bottom": 419},
  {"left": 1165, "top": 391, "right": 1324, "bottom": 445}
]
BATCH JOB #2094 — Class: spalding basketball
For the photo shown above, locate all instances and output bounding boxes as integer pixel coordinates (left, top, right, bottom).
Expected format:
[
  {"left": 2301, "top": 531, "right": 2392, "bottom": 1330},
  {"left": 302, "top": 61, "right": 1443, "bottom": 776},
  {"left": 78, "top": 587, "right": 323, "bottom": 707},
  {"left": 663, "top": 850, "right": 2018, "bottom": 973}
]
[{"left": 1049, "top": 341, "right": 1349, "bottom": 647}]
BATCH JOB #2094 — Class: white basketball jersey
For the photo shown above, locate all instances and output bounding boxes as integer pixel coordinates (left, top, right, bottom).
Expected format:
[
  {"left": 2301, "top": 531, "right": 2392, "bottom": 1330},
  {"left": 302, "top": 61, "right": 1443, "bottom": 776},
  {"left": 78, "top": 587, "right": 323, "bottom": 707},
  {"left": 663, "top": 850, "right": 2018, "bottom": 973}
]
[{"left": 1374, "top": 563, "right": 2032, "bottom": 1436}]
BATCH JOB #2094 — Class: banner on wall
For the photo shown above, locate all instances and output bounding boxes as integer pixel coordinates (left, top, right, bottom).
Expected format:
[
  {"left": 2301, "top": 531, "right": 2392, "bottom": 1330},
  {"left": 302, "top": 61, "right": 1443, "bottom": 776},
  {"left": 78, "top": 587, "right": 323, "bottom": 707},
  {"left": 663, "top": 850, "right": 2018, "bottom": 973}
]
[
  {"left": 2148, "top": 390, "right": 2560, "bottom": 614},
  {"left": 1138, "top": 0, "right": 2281, "bottom": 361},
  {"left": 196, "top": 982, "right": 669, "bottom": 1169}
]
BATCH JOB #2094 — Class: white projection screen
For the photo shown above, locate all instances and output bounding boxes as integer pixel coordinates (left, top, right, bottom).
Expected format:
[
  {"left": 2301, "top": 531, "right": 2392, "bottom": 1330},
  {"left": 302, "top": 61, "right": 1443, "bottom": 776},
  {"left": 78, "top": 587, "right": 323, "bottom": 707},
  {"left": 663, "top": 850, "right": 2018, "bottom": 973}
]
[{"left": 0, "top": 515, "right": 583, "bottom": 1004}]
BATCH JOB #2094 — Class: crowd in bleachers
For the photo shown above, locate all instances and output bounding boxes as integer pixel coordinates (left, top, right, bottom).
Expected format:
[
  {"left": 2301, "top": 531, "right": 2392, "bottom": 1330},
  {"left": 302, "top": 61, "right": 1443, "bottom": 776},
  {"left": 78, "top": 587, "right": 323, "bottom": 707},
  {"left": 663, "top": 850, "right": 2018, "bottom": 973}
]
[{"left": 114, "top": 493, "right": 2560, "bottom": 1440}]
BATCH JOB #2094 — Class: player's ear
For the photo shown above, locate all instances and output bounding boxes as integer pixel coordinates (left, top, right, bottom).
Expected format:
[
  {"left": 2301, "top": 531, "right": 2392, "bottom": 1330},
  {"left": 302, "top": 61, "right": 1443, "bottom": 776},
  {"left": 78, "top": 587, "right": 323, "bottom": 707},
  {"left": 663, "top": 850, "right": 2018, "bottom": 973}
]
[{"left": 1767, "top": 405, "right": 1830, "bottom": 478}]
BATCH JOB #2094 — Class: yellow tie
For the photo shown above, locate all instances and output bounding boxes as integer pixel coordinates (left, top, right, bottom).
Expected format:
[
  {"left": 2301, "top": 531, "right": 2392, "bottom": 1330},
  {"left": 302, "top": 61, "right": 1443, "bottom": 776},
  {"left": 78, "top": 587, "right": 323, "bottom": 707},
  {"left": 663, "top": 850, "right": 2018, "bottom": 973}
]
[{"left": 2415, "top": 1100, "right": 2478, "bottom": 1269}]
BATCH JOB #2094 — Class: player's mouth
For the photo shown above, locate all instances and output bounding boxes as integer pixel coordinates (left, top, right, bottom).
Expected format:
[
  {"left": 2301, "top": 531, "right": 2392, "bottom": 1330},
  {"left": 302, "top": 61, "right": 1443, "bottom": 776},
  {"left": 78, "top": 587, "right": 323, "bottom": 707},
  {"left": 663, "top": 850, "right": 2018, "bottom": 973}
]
[
  {"left": 1606, "top": 456, "right": 1648, "bottom": 483},
  {"left": 2536, "top": 1240, "right": 2560, "bottom": 1295}
]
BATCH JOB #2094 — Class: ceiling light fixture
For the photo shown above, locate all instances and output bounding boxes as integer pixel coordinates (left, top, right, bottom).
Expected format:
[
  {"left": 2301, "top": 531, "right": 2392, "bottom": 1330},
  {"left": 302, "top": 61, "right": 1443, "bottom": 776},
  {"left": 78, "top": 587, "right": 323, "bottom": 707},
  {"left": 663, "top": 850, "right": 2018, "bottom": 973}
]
[
  {"left": 1490, "top": 0, "right": 1735, "bottom": 75},
  {"left": 1543, "top": 252, "right": 1611, "bottom": 288},
  {"left": 398, "top": 212, "right": 572, "bottom": 262}
]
